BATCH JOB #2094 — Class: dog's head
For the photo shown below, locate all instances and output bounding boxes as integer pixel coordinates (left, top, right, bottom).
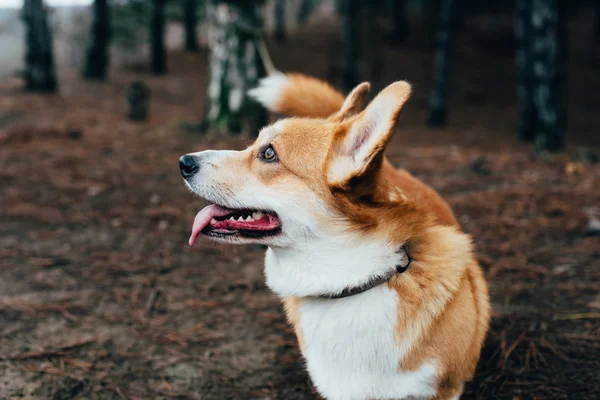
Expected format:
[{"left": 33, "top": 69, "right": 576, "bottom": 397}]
[{"left": 181, "top": 81, "right": 413, "bottom": 249}]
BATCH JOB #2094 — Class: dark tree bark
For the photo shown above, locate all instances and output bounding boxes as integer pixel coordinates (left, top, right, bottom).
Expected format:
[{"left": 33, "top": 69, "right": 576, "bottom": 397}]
[
  {"left": 274, "top": 0, "right": 285, "bottom": 43},
  {"left": 428, "top": 0, "right": 453, "bottom": 127},
  {"left": 532, "top": 0, "right": 567, "bottom": 152},
  {"left": 515, "top": 0, "right": 566, "bottom": 152},
  {"left": 365, "top": 0, "right": 384, "bottom": 18},
  {"left": 341, "top": 0, "right": 360, "bottom": 91},
  {"left": 595, "top": 3, "right": 600, "bottom": 40},
  {"left": 515, "top": 0, "right": 535, "bottom": 141},
  {"left": 203, "top": 1, "right": 267, "bottom": 136},
  {"left": 21, "top": 0, "right": 58, "bottom": 92},
  {"left": 150, "top": 0, "right": 167, "bottom": 75},
  {"left": 82, "top": 0, "right": 110, "bottom": 80},
  {"left": 297, "top": 0, "right": 316, "bottom": 24},
  {"left": 183, "top": 0, "right": 199, "bottom": 51},
  {"left": 389, "top": 0, "right": 410, "bottom": 44},
  {"left": 453, "top": 0, "right": 465, "bottom": 33}
]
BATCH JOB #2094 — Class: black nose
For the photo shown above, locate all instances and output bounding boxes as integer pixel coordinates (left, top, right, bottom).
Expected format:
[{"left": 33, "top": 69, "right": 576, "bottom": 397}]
[{"left": 179, "top": 155, "right": 199, "bottom": 178}]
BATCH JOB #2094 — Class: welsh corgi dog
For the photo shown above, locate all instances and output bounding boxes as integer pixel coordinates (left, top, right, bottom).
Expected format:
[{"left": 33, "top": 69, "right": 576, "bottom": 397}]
[{"left": 180, "top": 73, "right": 490, "bottom": 400}]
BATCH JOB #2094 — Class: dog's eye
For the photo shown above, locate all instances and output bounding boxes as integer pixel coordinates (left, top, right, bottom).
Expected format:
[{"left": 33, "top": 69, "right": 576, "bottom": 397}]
[{"left": 260, "top": 145, "right": 278, "bottom": 163}]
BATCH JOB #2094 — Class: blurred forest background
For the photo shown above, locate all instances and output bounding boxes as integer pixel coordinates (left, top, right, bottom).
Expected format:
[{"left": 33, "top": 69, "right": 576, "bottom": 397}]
[{"left": 0, "top": 0, "right": 599, "bottom": 399}]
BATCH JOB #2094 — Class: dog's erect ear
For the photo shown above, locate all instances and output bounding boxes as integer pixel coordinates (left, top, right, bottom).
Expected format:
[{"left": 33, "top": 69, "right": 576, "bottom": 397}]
[
  {"left": 328, "top": 82, "right": 371, "bottom": 122},
  {"left": 327, "top": 81, "right": 412, "bottom": 187}
]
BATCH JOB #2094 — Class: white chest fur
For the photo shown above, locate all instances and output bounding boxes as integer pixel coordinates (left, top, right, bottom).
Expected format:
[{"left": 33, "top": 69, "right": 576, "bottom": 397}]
[
  {"left": 264, "top": 238, "right": 441, "bottom": 399},
  {"left": 298, "top": 285, "right": 439, "bottom": 400}
]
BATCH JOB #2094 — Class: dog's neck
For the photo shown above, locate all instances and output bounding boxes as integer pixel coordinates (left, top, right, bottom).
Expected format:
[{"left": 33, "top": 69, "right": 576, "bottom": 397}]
[{"left": 264, "top": 233, "right": 407, "bottom": 298}]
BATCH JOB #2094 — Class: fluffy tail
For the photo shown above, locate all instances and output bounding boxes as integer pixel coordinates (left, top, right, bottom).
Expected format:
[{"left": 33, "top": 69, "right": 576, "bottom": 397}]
[{"left": 248, "top": 72, "right": 345, "bottom": 118}]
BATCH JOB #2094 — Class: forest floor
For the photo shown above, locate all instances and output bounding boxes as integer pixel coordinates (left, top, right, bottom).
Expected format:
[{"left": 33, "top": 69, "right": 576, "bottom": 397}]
[{"left": 1, "top": 11, "right": 600, "bottom": 400}]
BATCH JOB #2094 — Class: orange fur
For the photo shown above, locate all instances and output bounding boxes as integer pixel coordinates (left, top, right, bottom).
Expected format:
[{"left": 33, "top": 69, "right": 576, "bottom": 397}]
[
  {"left": 275, "top": 73, "right": 346, "bottom": 118},
  {"left": 265, "top": 73, "right": 458, "bottom": 227},
  {"left": 383, "top": 160, "right": 458, "bottom": 227},
  {"left": 388, "top": 225, "right": 489, "bottom": 397},
  {"left": 282, "top": 296, "right": 305, "bottom": 353}
]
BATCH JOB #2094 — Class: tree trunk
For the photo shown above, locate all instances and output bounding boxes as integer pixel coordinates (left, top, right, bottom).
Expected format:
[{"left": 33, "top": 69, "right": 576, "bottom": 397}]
[
  {"left": 595, "top": 2, "right": 600, "bottom": 40},
  {"left": 532, "top": 0, "right": 566, "bottom": 152},
  {"left": 389, "top": 0, "right": 410, "bottom": 43},
  {"left": 341, "top": 0, "right": 360, "bottom": 91},
  {"left": 365, "top": 0, "right": 384, "bottom": 18},
  {"left": 515, "top": 0, "right": 536, "bottom": 141},
  {"left": 428, "top": 0, "right": 453, "bottom": 127},
  {"left": 453, "top": 0, "right": 465, "bottom": 33},
  {"left": 183, "top": 0, "right": 199, "bottom": 51},
  {"left": 21, "top": 0, "right": 58, "bottom": 92},
  {"left": 516, "top": 0, "right": 566, "bottom": 151},
  {"left": 150, "top": 0, "right": 167, "bottom": 74},
  {"left": 203, "top": 1, "right": 267, "bottom": 136},
  {"left": 82, "top": 0, "right": 110, "bottom": 80},
  {"left": 274, "top": 0, "right": 285, "bottom": 43},
  {"left": 297, "top": 0, "right": 315, "bottom": 24}
]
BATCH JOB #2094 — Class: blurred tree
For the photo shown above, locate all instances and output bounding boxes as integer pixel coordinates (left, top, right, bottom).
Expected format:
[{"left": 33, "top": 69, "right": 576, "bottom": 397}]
[
  {"left": 297, "top": 0, "right": 318, "bottom": 24},
  {"left": 111, "top": 0, "right": 149, "bottom": 54},
  {"left": 203, "top": 1, "right": 267, "bottom": 135},
  {"left": 341, "top": 0, "right": 360, "bottom": 91},
  {"left": 21, "top": 0, "right": 58, "bottom": 92},
  {"left": 274, "top": 0, "right": 285, "bottom": 43},
  {"left": 150, "top": 0, "right": 167, "bottom": 74},
  {"left": 515, "top": 0, "right": 566, "bottom": 152},
  {"left": 452, "top": 0, "right": 465, "bottom": 33},
  {"left": 82, "top": 0, "right": 111, "bottom": 80},
  {"left": 183, "top": 0, "right": 199, "bottom": 51},
  {"left": 515, "top": 0, "right": 535, "bottom": 142},
  {"left": 428, "top": 0, "right": 454, "bottom": 127},
  {"left": 388, "top": 0, "right": 410, "bottom": 44},
  {"left": 595, "top": 3, "right": 600, "bottom": 40}
]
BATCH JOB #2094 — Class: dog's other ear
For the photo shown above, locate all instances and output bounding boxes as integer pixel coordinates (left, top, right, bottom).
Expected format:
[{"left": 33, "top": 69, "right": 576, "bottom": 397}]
[
  {"left": 327, "top": 81, "right": 412, "bottom": 187},
  {"left": 328, "top": 82, "right": 371, "bottom": 122}
]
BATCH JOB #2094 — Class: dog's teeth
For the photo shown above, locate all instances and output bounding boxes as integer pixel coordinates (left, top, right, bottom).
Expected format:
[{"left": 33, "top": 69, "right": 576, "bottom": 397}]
[
  {"left": 237, "top": 216, "right": 244, "bottom": 221},
  {"left": 253, "top": 211, "right": 264, "bottom": 219},
  {"left": 228, "top": 216, "right": 234, "bottom": 221},
  {"left": 210, "top": 218, "right": 217, "bottom": 225},
  {"left": 246, "top": 216, "right": 254, "bottom": 222}
]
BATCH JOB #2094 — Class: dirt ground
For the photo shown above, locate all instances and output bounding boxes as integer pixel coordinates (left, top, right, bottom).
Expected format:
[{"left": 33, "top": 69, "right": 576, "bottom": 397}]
[{"left": 1, "top": 11, "right": 599, "bottom": 400}]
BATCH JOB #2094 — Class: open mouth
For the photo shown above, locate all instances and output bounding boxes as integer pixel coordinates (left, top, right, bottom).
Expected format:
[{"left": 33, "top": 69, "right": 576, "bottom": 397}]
[{"left": 189, "top": 204, "right": 282, "bottom": 246}]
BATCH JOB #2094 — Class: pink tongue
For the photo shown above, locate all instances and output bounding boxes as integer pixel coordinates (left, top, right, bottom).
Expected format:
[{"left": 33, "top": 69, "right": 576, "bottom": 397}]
[{"left": 189, "top": 204, "right": 235, "bottom": 247}]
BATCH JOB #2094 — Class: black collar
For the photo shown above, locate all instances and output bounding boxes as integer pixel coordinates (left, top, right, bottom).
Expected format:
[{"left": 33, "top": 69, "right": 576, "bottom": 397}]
[{"left": 318, "top": 246, "right": 411, "bottom": 300}]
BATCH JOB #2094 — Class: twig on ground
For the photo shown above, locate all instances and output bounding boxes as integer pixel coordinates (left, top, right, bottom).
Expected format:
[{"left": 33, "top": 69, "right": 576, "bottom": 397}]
[
  {"left": 184, "top": 299, "right": 224, "bottom": 308},
  {"left": 18, "top": 364, "right": 82, "bottom": 381},
  {"left": 145, "top": 288, "right": 160, "bottom": 317},
  {"left": 563, "top": 333, "right": 600, "bottom": 341},
  {"left": 553, "top": 313, "right": 600, "bottom": 321},
  {"left": 63, "top": 358, "right": 93, "bottom": 370},
  {"left": 2, "top": 337, "right": 97, "bottom": 360},
  {"left": 499, "top": 331, "right": 526, "bottom": 368},
  {"left": 114, "top": 386, "right": 129, "bottom": 400}
]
